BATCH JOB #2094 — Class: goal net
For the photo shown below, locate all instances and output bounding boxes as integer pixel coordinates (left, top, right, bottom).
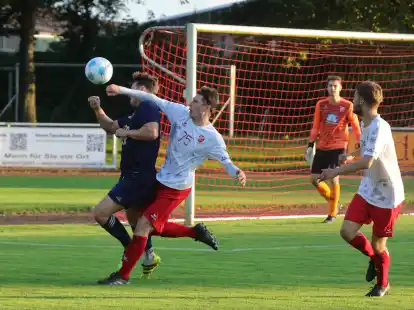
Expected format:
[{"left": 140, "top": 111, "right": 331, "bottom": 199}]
[{"left": 139, "top": 24, "right": 414, "bottom": 222}]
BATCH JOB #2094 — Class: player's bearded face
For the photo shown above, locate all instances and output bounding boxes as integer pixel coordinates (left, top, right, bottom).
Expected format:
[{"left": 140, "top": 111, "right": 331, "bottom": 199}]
[
  {"left": 353, "top": 91, "right": 363, "bottom": 116},
  {"left": 130, "top": 83, "right": 146, "bottom": 106}
]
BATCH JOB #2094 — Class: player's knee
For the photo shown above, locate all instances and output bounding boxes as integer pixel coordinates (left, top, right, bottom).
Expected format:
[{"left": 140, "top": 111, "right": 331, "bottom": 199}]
[
  {"left": 93, "top": 196, "right": 122, "bottom": 223},
  {"left": 311, "top": 176, "right": 319, "bottom": 186},
  {"left": 92, "top": 205, "right": 108, "bottom": 224},
  {"left": 339, "top": 226, "right": 348, "bottom": 241},
  {"left": 372, "top": 243, "right": 385, "bottom": 254},
  {"left": 340, "top": 220, "right": 360, "bottom": 241},
  {"left": 332, "top": 176, "right": 340, "bottom": 185},
  {"left": 133, "top": 216, "right": 153, "bottom": 237},
  {"left": 92, "top": 199, "right": 114, "bottom": 223},
  {"left": 339, "top": 225, "right": 354, "bottom": 242},
  {"left": 371, "top": 236, "right": 387, "bottom": 254}
]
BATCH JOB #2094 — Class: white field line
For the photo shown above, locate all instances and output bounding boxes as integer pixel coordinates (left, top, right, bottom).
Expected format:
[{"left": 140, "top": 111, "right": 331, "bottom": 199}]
[
  {"left": 117, "top": 213, "right": 413, "bottom": 224},
  {"left": 1, "top": 241, "right": 413, "bottom": 253},
  {"left": 114, "top": 214, "right": 332, "bottom": 225},
  {"left": 149, "top": 214, "right": 329, "bottom": 223}
]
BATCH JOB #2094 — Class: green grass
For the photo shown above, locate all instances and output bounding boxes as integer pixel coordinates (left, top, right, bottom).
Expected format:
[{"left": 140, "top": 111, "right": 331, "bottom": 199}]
[
  {"left": 1, "top": 175, "right": 413, "bottom": 215},
  {"left": 1, "top": 218, "right": 414, "bottom": 309}
]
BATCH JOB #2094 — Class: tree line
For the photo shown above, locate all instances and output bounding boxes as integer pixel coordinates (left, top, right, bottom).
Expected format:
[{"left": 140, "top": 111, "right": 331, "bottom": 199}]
[{"left": 0, "top": 0, "right": 413, "bottom": 124}]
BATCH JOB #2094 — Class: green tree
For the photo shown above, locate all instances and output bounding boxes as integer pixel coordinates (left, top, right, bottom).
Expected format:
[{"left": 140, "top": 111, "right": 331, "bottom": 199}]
[
  {"left": 44, "top": 0, "right": 190, "bottom": 122},
  {"left": 224, "top": 0, "right": 414, "bottom": 33},
  {"left": 0, "top": 0, "right": 190, "bottom": 122},
  {"left": 337, "top": 0, "right": 414, "bottom": 33},
  {"left": 0, "top": 0, "right": 43, "bottom": 122}
]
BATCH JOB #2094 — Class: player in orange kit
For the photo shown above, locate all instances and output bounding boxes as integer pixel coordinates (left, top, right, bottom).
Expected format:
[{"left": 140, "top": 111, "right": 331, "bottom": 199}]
[{"left": 305, "top": 75, "right": 361, "bottom": 223}]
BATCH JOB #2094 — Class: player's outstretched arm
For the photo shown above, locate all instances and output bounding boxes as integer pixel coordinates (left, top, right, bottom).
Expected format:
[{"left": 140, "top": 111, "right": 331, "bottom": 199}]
[
  {"left": 106, "top": 84, "right": 188, "bottom": 124},
  {"left": 88, "top": 96, "right": 119, "bottom": 134},
  {"left": 208, "top": 146, "right": 246, "bottom": 186}
]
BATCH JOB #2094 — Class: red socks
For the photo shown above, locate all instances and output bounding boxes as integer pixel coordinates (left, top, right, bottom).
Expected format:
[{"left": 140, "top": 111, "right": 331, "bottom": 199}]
[
  {"left": 349, "top": 234, "right": 390, "bottom": 287},
  {"left": 119, "top": 235, "right": 147, "bottom": 279},
  {"left": 151, "top": 222, "right": 197, "bottom": 238},
  {"left": 374, "top": 250, "right": 390, "bottom": 287},
  {"left": 349, "top": 233, "right": 375, "bottom": 258},
  {"left": 118, "top": 223, "right": 196, "bottom": 280}
]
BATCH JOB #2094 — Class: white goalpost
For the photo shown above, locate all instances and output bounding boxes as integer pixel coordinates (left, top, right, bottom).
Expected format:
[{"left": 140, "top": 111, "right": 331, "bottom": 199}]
[{"left": 139, "top": 23, "right": 414, "bottom": 226}]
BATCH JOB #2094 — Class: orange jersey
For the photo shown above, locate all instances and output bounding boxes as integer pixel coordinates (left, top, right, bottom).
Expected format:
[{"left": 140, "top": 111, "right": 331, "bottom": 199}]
[{"left": 309, "top": 97, "right": 361, "bottom": 150}]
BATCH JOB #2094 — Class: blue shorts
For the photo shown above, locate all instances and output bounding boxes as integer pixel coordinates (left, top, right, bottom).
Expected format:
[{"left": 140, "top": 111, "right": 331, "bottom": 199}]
[{"left": 107, "top": 175, "right": 156, "bottom": 209}]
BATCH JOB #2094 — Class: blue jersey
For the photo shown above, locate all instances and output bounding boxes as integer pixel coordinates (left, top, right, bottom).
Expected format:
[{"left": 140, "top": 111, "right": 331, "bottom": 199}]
[{"left": 116, "top": 100, "right": 161, "bottom": 177}]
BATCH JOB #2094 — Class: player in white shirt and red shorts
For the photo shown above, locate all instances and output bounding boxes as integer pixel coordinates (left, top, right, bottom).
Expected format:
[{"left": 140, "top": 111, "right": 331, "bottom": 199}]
[
  {"left": 319, "top": 81, "right": 405, "bottom": 297},
  {"left": 97, "top": 83, "right": 247, "bottom": 285}
]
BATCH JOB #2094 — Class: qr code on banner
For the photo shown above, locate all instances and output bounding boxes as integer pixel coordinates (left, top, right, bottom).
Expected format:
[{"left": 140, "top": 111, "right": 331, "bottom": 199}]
[
  {"left": 86, "top": 134, "right": 105, "bottom": 152},
  {"left": 10, "top": 133, "right": 28, "bottom": 151}
]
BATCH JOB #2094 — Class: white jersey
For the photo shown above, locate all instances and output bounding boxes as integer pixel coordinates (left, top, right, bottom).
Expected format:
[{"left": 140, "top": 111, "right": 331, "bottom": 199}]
[
  {"left": 358, "top": 115, "right": 405, "bottom": 209},
  {"left": 119, "top": 87, "right": 240, "bottom": 190}
]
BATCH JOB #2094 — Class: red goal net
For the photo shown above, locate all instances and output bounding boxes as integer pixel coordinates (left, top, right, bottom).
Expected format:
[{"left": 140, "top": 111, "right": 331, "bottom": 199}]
[{"left": 140, "top": 26, "right": 414, "bottom": 218}]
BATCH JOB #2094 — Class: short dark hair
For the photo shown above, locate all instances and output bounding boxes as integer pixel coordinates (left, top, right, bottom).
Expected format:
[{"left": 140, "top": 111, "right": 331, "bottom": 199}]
[
  {"left": 197, "top": 86, "right": 219, "bottom": 113},
  {"left": 356, "top": 81, "right": 383, "bottom": 107},
  {"left": 132, "top": 72, "right": 159, "bottom": 94},
  {"left": 327, "top": 75, "right": 342, "bottom": 83}
]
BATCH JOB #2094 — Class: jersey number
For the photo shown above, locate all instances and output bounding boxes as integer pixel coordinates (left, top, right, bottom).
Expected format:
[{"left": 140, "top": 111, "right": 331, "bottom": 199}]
[{"left": 178, "top": 130, "right": 193, "bottom": 146}]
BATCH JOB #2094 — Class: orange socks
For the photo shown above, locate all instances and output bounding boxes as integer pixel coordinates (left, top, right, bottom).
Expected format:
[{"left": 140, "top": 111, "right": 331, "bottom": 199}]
[
  {"left": 314, "top": 182, "right": 340, "bottom": 216},
  {"left": 328, "top": 184, "right": 340, "bottom": 216},
  {"left": 315, "top": 182, "right": 331, "bottom": 202}
]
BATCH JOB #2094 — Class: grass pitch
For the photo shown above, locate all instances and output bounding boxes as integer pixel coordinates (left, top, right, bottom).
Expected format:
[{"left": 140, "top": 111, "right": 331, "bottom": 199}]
[
  {"left": 1, "top": 175, "right": 413, "bottom": 215},
  {"left": 1, "top": 218, "right": 414, "bottom": 309}
]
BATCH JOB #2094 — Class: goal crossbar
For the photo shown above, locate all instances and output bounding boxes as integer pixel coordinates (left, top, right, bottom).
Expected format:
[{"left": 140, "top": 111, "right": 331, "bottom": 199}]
[{"left": 190, "top": 23, "right": 414, "bottom": 41}]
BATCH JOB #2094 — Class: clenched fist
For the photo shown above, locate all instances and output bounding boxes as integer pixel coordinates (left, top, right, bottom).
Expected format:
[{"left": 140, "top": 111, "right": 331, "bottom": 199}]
[
  {"left": 88, "top": 96, "right": 101, "bottom": 110},
  {"left": 106, "top": 84, "right": 121, "bottom": 96}
]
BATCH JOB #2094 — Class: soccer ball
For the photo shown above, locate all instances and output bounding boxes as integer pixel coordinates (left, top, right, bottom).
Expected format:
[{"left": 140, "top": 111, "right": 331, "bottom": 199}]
[{"left": 85, "top": 57, "right": 113, "bottom": 85}]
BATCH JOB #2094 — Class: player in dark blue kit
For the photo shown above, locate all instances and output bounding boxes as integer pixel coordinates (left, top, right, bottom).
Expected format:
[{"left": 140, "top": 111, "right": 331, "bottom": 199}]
[{"left": 88, "top": 72, "right": 161, "bottom": 278}]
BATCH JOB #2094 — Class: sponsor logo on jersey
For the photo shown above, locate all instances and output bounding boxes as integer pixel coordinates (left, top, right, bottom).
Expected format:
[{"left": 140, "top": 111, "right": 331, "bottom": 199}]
[
  {"left": 198, "top": 135, "right": 205, "bottom": 143},
  {"left": 326, "top": 113, "right": 338, "bottom": 124}
]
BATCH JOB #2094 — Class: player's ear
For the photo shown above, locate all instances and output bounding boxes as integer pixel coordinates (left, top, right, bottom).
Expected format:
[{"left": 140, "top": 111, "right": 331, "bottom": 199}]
[{"left": 211, "top": 106, "right": 217, "bottom": 116}]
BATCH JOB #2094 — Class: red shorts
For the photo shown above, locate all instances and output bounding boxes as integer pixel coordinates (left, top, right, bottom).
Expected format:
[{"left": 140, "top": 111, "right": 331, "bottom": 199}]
[
  {"left": 142, "top": 182, "right": 191, "bottom": 233},
  {"left": 344, "top": 194, "right": 403, "bottom": 237}
]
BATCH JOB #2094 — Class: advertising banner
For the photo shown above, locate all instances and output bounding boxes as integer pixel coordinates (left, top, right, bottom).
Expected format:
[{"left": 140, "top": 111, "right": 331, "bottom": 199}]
[{"left": 0, "top": 126, "right": 107, "bottom": 168}]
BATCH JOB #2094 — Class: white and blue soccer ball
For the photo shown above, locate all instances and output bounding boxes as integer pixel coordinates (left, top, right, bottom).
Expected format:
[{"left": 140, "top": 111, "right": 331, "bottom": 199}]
[{"left": 85, "top": 57, "right": 113, "bottom": 85}]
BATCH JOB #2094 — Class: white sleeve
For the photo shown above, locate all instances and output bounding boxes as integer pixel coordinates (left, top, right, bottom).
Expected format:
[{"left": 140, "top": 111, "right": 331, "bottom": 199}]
[
  {"left": 208, "top": 146, "right": 240, "bottom": 178},
  {"left": 363, "top": 121, "right": 386, "bottom": 159},
  {"left": 118, "top": 86, "right": 189, "bottom": 124}
]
